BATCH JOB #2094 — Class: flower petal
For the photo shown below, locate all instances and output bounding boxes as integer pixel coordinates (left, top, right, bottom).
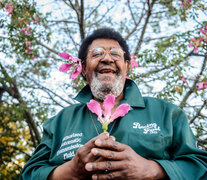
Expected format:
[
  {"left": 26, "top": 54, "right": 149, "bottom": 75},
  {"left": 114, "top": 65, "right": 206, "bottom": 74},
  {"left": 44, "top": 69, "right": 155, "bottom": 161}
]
[
  {"left": 71, "top": 69, "right": 79, "bottom": 79},
  {"left": 193, "top": 47, "right": 198, "bottom": 53},
  {"left": 181, "top": 77, "right": 186, "bottom": 83},
  {"left": 188, "top": 43, "right": 193, "bottom": 47},
  {"left": 200, "top": 28, "right": 205, "bottom": 35},
  {"left": 59, "top": 63, "right": 72, "bottom": 72},
  {"left": 103, "top": 94, "right": 115, "bottom": 117},
  {"left": 71, "top": 63, "right": 82, "bottom": 79},
  {"left": 131, "top": 60, "right": 138, "bottom": 68},
  {"left": 198, "top": 82, "right": 203, "bottom": 90},
  {"left": 110, "top": 104, "right": 130, "bottom": 120},
  {"left": 71, "top": 57, "right": 79, "bottom": 63},
  {"left": 59, "top": 52, "right": 72, "bottom": 60},
  {"left": 199, "top": 37, "right": 204, "bottom": 42},
  {"left": 87, "top": 100, "right": 102, "bottom": 118}
]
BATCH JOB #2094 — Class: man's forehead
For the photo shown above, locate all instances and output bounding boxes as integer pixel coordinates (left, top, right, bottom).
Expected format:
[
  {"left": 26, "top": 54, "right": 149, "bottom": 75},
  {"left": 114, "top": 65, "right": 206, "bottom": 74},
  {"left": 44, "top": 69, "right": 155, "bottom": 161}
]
[{"left": 88, "top": 38, "right": 121, "bottom": 49}]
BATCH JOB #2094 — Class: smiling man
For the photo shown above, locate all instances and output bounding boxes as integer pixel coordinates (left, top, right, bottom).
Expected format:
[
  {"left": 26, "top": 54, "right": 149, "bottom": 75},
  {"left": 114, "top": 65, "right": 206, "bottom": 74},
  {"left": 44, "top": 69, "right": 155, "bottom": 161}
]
[
  {"left": 83, "top": 38, "right": 128, "bottom": 102},
  {"left": 20, "top": 28, "right": 207, "bottom": 180}
]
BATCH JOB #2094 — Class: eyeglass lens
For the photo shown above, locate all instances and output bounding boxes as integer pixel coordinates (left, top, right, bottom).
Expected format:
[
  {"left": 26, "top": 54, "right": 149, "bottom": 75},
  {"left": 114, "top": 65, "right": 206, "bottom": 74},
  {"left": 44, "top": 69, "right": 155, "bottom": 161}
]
[{"left": 91, "top": 47, "right": 124, "bottom": 60}]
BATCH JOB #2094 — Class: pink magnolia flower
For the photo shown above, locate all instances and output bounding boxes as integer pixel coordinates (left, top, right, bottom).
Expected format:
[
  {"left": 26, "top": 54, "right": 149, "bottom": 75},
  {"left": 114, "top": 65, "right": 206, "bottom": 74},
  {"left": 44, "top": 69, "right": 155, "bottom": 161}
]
[
  {"left": 32, "top": 56, "right": 38, "bottom": 60},
  {"left": 87, "top": 94, "right": 130, "bottom": 132},
  {"left": 20, "top": 27, "right": 31, "bottom": 35},
  {"left": 25, "top": 48, "right": 32, "bottom": 54},
  {"left": 32, "top": 17, "right": 40, "bottom": 24},
  {"left": 180, "top": 0, "right": 192, "bottom": 9},
  {"left": 181, "top": 77, "right": 186, "bottom": 83},
  {"left": 130, "top": 54, "right": 138, "bottom": 69},
  {"left": 5, "top": 3, "right": 13, "bottom": 15},
  {"left": 188, "top": 38, "right": 203, "bottom": 53},
  {"left": 198, "top": 81, "right": 207, "bottom": 90},
  {"left": 59, "top": 52, "right": 82, "bottom": 80},
  {"left": 25, "top": 41, "right": 31, "bottom": 46}
]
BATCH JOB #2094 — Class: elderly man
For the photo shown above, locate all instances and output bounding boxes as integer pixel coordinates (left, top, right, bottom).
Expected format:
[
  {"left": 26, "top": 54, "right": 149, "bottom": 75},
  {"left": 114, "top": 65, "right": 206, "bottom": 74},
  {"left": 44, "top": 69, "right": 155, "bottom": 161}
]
[{"left": 20, "top": 28, "right": 207, "bottom": 180}]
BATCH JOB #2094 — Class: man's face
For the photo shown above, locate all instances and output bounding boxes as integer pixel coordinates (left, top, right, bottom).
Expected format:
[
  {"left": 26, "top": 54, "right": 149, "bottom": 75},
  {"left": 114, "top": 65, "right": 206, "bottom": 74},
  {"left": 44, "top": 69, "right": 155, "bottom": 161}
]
[{"left": 82, "top": 38, "right": 129, "bottom": 101}]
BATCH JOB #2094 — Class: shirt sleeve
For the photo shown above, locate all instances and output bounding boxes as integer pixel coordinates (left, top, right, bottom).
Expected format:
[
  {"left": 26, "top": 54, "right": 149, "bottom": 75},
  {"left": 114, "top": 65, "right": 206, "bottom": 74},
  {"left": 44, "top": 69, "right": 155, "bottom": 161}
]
[
  {"left": 20, "top": 118, "right": 58, "bottom": 180},
  {"left": 155, "top": 108, "right": 207, "bottom": 180}
]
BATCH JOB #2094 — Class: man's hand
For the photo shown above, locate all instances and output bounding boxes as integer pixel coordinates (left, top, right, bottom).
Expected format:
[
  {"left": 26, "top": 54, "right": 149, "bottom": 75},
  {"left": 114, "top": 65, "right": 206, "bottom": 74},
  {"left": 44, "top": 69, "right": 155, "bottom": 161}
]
[
  {"left": 85, "top": 138, "right": 167, "bottom": 180},
  {"left": 48, "top": 133, "right": 110, "bottom": 180}
]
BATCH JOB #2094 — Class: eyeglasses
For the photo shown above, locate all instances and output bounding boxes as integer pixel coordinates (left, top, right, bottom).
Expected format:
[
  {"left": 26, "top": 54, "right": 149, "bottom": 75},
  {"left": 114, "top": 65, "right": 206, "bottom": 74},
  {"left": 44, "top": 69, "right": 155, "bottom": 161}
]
[{"left": 89, "top": 47, "right": 125, "bottom": 61}]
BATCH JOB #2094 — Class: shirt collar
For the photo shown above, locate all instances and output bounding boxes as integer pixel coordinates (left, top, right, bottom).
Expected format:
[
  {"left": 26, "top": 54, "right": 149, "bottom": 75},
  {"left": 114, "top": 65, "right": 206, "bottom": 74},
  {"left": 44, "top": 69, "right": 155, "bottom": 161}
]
[{"left": 75, "top": 79, "right": 145, "bottom": 108}]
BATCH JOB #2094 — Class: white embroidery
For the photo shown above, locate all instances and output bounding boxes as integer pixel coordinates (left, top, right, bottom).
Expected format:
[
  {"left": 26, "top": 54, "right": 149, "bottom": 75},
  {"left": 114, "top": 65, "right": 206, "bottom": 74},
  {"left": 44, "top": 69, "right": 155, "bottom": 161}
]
[
  {"left": 57, "top": 132, "right": 83, "bottom": 160},
  {"left": 133, "top": 122, "right": 160, "bottom": 134}
]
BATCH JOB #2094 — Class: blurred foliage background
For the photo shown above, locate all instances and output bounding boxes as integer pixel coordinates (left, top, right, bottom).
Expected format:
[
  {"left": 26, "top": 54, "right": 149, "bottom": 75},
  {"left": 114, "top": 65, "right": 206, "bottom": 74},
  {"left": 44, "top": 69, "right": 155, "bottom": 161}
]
[{"left": 0, "top": 0, "right": 206, "bottom": 178}]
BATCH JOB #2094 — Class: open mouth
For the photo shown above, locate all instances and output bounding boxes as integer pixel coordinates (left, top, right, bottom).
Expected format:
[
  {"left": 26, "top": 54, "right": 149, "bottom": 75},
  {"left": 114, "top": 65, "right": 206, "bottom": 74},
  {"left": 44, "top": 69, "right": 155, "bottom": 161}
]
[{"left": 99, "top": 69, "right": 116, "bottom": 74}]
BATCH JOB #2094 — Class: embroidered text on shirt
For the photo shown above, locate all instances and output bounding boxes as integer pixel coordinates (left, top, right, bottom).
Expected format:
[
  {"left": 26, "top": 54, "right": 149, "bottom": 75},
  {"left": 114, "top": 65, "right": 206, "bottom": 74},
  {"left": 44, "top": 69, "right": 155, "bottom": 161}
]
[
  {"left": 133, "top": 122, "right": 160, "bottom": 134},
  {"left": 57, "top": 132, "right": 83, "bottom": 160}
]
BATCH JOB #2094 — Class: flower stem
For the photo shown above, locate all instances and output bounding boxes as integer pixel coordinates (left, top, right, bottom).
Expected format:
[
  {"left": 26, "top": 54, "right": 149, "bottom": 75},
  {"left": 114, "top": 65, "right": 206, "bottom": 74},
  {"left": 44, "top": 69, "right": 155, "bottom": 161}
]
[{"left": 102, "top": 123, "right": 108, "bottom": 132}]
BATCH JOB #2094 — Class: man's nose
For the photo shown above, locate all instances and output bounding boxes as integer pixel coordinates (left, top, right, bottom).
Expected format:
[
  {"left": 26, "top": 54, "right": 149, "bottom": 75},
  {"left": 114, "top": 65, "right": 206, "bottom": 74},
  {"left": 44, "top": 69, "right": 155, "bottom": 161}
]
[{"left": 100, "top": 52, "right": 114, "bottom": 63}]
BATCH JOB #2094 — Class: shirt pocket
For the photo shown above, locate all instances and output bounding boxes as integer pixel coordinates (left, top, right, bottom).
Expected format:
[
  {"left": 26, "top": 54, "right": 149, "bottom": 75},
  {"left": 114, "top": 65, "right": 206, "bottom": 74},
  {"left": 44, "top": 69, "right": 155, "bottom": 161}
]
[{"left": 128, "top": 132, "right": 165, "bottom": 159}]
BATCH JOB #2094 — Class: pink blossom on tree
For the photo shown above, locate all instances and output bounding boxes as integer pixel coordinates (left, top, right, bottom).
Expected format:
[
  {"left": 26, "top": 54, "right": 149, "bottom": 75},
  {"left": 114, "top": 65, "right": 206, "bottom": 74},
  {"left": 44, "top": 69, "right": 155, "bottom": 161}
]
[
  {"left": 25, "top": 41, "right": 31, "bottom": 46},
  {"left": 180, "top": 0, "right": 192, "bottom": 9},
  {"left": 20, "top": 27, "right": 31, "bottom": 35},
  {"left": 59, "top": 52, "right": 82, "bottom": 80},
  {"left": 130, "top": 54, "right": 138, "bottom": 69},
  {"left": 32, "top": 56, "right": 38, "bottom": 60},
  {"left": 87, "top": 94, "right": 130, "bottom": 132},
  {"left": 181, "top": 77, "right": 187, "bottom": 83},
  {"left": 188, "top": 38, "right": 203, "bottom": 53},
  {"left": 25, "top": 48, "right": 32, "bottom": 54},
  {"left": 198, "top": 81, "right": 207, "bottom": 90},
  {"left": 5, "top": 3, "right": 13, "bottom": 15},
  {"left": 32, "top": 17, "right": 40, "bottom": 24}
]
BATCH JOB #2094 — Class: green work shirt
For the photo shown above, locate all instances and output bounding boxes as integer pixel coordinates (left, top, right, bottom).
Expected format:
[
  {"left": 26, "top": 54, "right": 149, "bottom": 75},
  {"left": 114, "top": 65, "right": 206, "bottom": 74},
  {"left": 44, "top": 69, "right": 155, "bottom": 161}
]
[{"left": 20, "top": 79, "right": 207, "bottom": 180}]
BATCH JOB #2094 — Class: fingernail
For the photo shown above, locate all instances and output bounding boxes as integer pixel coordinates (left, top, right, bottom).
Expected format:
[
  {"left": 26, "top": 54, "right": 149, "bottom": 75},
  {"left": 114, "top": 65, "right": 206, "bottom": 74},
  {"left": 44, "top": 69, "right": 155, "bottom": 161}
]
[
  {"left": 111, "top": 136, "right": 116, "bottom": 141},
  {"left": 95, "top": 139, "right": 102, "bottom": 146},
  {"left": 91, "top": 148, "right": 98, "bottom": 155},
  {"left": 104, "top": 132, "right": 109, "bottom": 137},
  {"left": 92, "top": 175, "right": 98, "bottom": 180},
  {"left": 85, "top": 163, "right": 93, "bottom": 171}
]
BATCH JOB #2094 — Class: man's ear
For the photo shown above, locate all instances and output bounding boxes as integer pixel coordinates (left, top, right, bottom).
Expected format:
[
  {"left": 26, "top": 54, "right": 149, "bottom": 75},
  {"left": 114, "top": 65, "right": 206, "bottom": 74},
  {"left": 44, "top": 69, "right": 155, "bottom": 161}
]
[
  {"left": 125, "top": 60, "right": 130, "bottom": 74},
  {"left": 81, "top": 62, "right": 86, "bottom": 80}
]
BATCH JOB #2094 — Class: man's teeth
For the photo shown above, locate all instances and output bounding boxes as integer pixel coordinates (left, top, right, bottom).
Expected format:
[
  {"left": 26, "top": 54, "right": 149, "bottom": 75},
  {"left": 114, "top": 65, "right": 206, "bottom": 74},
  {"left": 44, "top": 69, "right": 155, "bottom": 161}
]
[{"left": 99, "top": 70, "right": 114, "bottom": 73}]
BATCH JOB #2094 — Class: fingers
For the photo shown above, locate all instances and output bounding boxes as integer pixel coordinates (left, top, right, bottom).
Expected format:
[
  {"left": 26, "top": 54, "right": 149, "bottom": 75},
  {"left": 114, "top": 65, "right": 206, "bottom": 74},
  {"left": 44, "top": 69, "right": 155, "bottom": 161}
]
[
  {"left": 74, "top": 133, "right": 110, "bottom": 164},
  {"left": 91, "top": 148, "right": 123, "bottom": 160},
  {"left": 85, "top": 161, "right": 124, "bottom": 172},
  {"left": 78, "top": 132, "right": 110, "bottom": 155},
  {"left": 94, "top": 137, "right": 125, "bottom": 152},
  {"left": 92, "top": 171, "right": 127, "bottom": 180}
]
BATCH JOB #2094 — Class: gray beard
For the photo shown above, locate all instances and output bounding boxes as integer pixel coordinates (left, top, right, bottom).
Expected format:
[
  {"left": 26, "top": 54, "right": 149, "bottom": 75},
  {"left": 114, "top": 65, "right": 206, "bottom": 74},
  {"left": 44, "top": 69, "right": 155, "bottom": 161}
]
[{"left": 90, "top": 73, "right": 124, "bottom": 101}]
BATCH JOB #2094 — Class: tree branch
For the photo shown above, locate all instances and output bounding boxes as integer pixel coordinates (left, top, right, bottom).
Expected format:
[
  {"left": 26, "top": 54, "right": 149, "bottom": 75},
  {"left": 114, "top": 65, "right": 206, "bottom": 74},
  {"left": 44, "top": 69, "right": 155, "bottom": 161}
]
[
  {"left": 27, "top": 76, "right": 75, "bottom": 105},
  {"left": 35, "top": 40, "right": 59, "bottom": 55},
  {"left": 134, "top": 0, "right": 156, "bottom": 55},
  {"left": 179, "top": 54, "right": 207, "bottom": 108},
  {"left": 85, "top": 0, "right": 104, "bottom": 20},
  {"left": 190, "top": 100, "right": 207, "bottom": 124},
  {"left": 125, "top": 3, "right": 146, "bottom": 41},
  {"left": 0, "top": 63, "right": 41, "bottom": 146}
]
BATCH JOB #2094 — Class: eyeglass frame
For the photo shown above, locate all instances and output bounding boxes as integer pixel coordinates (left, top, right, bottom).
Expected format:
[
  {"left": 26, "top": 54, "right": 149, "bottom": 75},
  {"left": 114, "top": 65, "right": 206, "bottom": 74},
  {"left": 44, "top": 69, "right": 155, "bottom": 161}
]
[{"left": 88, "top": 47, "right": 125, "bottom": 61}]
